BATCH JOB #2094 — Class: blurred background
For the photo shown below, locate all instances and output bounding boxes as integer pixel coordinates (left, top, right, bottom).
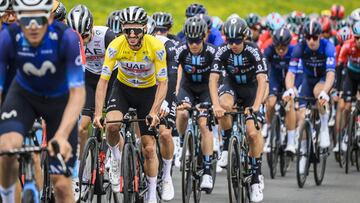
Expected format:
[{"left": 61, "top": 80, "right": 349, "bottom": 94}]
[{"left": 61, "top": 0, "right": 358, "bottom": 32}]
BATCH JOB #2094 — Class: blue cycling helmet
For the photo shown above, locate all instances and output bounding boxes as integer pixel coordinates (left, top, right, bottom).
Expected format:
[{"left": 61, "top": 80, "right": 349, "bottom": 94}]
[
  {"left": 266, "top": 12, "right": 285, "bottom": 31},
  {"left": 185, "top": 3, "right": 207, "bottom": 18},
  {"left": 273, "top": 27, "right": 292, "bottom": 46}
]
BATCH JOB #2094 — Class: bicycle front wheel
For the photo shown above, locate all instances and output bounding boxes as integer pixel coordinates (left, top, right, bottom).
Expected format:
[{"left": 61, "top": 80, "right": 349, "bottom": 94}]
[
  {"left": 227, "top": 136, "right": 241, "bottom": 203},
  {"left": 78, "top": 137, "right": 97, "bottom": 202},
  {"left": 181, "top": 130, "right": 194, "bottom": 203},
  {"left": 268, "top": 116, "right": 280, "bottom": 179},
  {"left": 122, "top": 144, "right": 136, "bottom": 203},
  {"left": 296, "top": 122, "right": 311, "bottom": 188}
]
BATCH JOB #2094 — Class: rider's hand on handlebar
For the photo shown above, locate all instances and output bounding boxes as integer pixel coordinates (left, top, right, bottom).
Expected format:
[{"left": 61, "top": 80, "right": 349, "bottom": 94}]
[
  {"left": 318, "top": 90, "right": 330, "bottom": 106},
  {"left": 93, "top": 114, "right": 103, "bottom": 129},
  {"left": 213, "top": 104, "right": 226, "bottom": 118},
  {"left": 48, "top": 135, "right": 72, "bottom": 162},
  {"left": 282, "top": 88, "right": 295, "bottom": 102},
  {"left": 146, "top": 113, "right": 160, "bottom": 129},
  {"left": 177, "top": 102, "right": 191, "bottom": 111}
]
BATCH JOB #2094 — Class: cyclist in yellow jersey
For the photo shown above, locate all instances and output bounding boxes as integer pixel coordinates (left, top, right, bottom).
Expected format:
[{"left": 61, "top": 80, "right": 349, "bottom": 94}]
[{"left": 93, "top": 6, "right": 168, "bottom": 203}]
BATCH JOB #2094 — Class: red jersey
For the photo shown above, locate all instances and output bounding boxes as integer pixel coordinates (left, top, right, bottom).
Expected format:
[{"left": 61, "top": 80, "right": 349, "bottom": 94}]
[{"left": 339, "top": 38, "right": 360, "bottom": 71}]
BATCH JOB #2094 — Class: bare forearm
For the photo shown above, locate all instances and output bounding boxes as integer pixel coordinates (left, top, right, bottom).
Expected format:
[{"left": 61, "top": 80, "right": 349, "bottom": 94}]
[
  {"left": 209, "top": 73, "right": 220, "bottom": 106},
  {"left": 150, "top": 81, "right": 168, "bottom": 114},
  {"left": 254, "top": 74, "right": 267, "bottom": 109},
  {"left": 58, "top": 86, "right": 85, "bottom": 139},
  {"left": 95, "top": 78, "right": 108, "bottom": 116},
  {"left": 176, "top": 65, "right": 182, "bottom": 95},
  {"left": 323, "top": 71, "right": 335, "bottom": 93},
  {"left": 285, "top": 72, "right": 296, "bottom": 90}
]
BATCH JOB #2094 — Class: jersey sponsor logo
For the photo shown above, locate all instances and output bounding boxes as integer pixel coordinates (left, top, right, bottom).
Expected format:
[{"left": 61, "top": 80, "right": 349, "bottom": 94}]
[
  {"left": 75, "top": 55, "right": 82, "bottom": 66},
  {"left": 101, "top": 66, "right": 111, "bottom": 76},
  {"left": 95, "top": 30, "right": 102, "bottom": 36},
  {"left": 1, "top": 110, "right": 17, "bottom": 120},
  {"left": 157, "top": 67, "right": 168, "bottom": 78},
  {"left": 85, "top": 47, "right": 105, "bottom": 56},
  {"left": 226, "top": 65, "right": 239, "bottom": 74},
  {"left": 49, "top": 32, "right": 58, "bottom": 40},
  {"left": 23, "top": 61, "right": 56, "bottom": 77},
  {"left": 107, "top": 47, "right": 117, "bottom": 59},
  {"left": 143, "top": 55, "right": 151, "bottom": 63},
  {"left": 123, "top": 62, "right": 148, "bottom": 73},
  {"left": 184, "top": 65, "right": 196, "bottom": 73},
  {"left": 326, "top": 57, "right": 335, "bottom": 66},
  {"left": 244, "top": 45, "right": 261, "bottom": 61},
  {"left": 156, "top": 49, "right": 165, "bottom": 61}
]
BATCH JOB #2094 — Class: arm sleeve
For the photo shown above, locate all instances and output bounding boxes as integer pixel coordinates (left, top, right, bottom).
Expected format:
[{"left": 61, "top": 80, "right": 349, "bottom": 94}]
[
  {"left": 288, "top": 43, "right": 303, "bottom": 74},
  {"left": 154, "top": 43, "right": 168, "bottom": 82},
  {"left": 211, "top": 47, "right": 224, "bottom": 74},
  {"left": 62, "top": 29, "right": 85, "bottom": 88},
  {"left": 325, "top": 41, "right": 336, "bottom": 72},
  {"left": 0, "top": 30, "right": 11, "bottom": 91},
  {"left": 338, "top": 43, "right": 349, "bottom": 65},
  {"left": 104, "top": 29, "right": 116, "bottom": 49}
]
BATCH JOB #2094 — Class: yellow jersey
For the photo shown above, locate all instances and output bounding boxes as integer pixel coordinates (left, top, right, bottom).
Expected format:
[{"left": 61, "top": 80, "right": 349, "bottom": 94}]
[{"left": 101, "top": 34, "right": 168, "bottom": 88}]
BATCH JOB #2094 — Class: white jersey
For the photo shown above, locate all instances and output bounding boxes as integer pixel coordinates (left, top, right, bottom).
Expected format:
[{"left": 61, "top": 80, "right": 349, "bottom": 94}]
[{"left": 84, "top": 26, "right": 108, "bottom": 75}]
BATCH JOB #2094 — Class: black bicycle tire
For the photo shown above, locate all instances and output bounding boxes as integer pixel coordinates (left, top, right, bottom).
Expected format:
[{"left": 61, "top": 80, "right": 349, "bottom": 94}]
[
  {"left": 181, "top": 130, "right": 193, "bottom": 203},
  {"left": 78, "top": 137, "right": 97, "bottom": 203},
  {"left": 193, "top": 131, "right": 202, "bottom": 203},
  {"left": 40, "top": 150, "right": 52, "bottom": 203},
  {"left": 269, "top": 116, "right": 280, "bottom": 179},
  {"left": 122, "top": 143, "right": 136, "bottom": 203},
  {"left": 227, "top": 136, "right": 241, "bottom": 203},
  {"left": 345, "top": 113, "right": 355, "bottom": 174},
  {"left": 296, "top": 122, "right": 311, "bottom": 188}
]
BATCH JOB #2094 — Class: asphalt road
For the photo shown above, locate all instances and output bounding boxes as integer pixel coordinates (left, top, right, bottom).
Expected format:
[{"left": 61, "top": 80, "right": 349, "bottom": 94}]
[{"left": 97, "top": 153, "right": 360, "bottom": 203}]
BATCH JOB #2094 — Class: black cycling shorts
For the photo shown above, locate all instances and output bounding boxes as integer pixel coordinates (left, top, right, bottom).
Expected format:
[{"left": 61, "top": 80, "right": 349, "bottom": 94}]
[
  {"left": 218, "top": 78, "right": 264, "bottom": 123},
  {"left": 106, "top": 80, "right": 157, "bottom": 136},
  {"left": 0, "top": 80, "right": 78, "bottom": 175},
  {"left": 82, "top": 69, "right": 118, "bottom": 118},
  {"left": 177, "top": 81, "right": 210, "bottom": 117},
  {"left": 342, "top": 69, "right": 360, "bottom": 102}
]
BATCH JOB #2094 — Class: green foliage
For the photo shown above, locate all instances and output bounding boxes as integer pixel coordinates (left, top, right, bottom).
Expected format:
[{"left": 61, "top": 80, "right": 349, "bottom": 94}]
[{"left": 61, "top": 0, "right": 358, "bottom": 33}]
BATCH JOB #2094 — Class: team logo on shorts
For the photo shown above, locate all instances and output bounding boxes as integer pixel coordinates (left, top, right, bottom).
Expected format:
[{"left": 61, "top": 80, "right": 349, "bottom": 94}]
[
  {"left": 23, "top": 61, "right": 56, "bottom": 77},
  {"left": 1, "top": 110, "right": 17, "bottom": 120}
]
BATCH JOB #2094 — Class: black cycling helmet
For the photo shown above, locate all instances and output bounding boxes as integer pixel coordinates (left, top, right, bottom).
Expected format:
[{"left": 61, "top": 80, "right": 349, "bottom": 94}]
[
  {"left": 152, "top": 12, "right": 173, "bottom": 29},
  {"left": 245, "top": 13, "right": 261, "bottom": 28},
  {"left": 184, "top": 16, "right": 207, "bottom": 39},
  {"left": 185, "top": 3, "right": 207, "bottom": 18},
  {"left": 303, "top": 20, "right": 322, "bottom": 36},
  {"left": 52, "top": 1, "right": 66, "bottom": 21},
  {"left": 120, "top": 6, "right": 147, "bottom": 25},
  {"left": 196, "top": 14, "right": 212, "bottom": 30},
  {"left": 223, "top": 16, "right": 248, "bottom": 39},
  {"left": 107, "top": 10, "right": 122, "bottom": 35},
  {"left": 273, "top": 27, "right": 292, "bottom": 46}
]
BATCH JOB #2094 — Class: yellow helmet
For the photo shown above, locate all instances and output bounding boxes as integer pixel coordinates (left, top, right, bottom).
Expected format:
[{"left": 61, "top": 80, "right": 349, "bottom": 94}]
[{"left": 321, "top": 10, "right": 331, "bottom": 17}]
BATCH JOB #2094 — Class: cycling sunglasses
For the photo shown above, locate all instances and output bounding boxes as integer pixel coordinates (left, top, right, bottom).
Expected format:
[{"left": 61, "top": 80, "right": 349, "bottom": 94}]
[
  {"left": 306, "top": 35, "right": 319, "bottom": 41},
  {"left": 17, "top": 13, "right": 50, "bottom": 29},
  {"left": 154, "top": 27, "right": 169, "bottom": 33},
  {"left": 187, "top": 37, "right": 203, "bottom": 44},
  {"left": 123, "top": 27, "right": 144, "bottom": 36},
  {"left": 228, "top": 37, "right": 244, "bottom": 45}
]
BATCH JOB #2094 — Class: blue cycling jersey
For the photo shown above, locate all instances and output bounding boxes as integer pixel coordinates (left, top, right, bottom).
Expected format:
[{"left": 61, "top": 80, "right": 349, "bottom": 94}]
[
  {"left": 177, "top": 27, "right": 224, "bottom": 46},
  {"left": 0, "top": 21, "right": 84, "bottom": 97},
  {"left": 264, "top": 44, "right": 294, "bottom": 72},
  {"left": 288, "top": 38, "right": 335, "bottom": 77}
]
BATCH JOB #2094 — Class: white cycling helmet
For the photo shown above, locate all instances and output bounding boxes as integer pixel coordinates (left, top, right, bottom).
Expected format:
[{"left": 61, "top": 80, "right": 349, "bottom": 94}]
[
  {"left": 120, "top": 6, "right": 148, "bottom": 25},
  {"left": 0, "top": 0, "right": 10, "bottom": 14},
  {"left": 146, "top": 16, "right": 156, "bottom": 35},
  {"left": 67, "top": 4, "right": 93, "bottom": 36},
  {"left": 13, "top": 0, "right": 53, "bottom": 13}
]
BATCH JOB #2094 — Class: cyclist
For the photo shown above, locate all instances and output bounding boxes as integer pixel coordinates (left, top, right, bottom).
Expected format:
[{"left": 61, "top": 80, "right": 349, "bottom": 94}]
[
  {"left": 337, "top": 22, "right": 360, "bottom": 152},
  {"left": 258, "top": 12, "right": 285, "bottom": 52},
  {"left": 152, "top": 11, "right": 181, "bottom": 45},
  {"left": 147, "top": 14, "right": 178, "bottom": 200},
  {"left": 210, "top": 16, "right": 267, "bottom": 202},
  {"left": 0, "top": 0, "right": 85, "bottom": 202},
  {"left": 175, "top": 16, "right": 216, "bottom": 190},
  {"left": 177, "top": 3, "right": 224, "bottom": 46},
  {"left": 107, "top": 10, "right": 122, "bottom": 37},
  {"left": 286, "top": 20, "right": 335, "bottom": 173},
  {"left": 245, "top": 13, "right": 262, "bottom": 43},
  {"left": 264, "top": 27, "right": 298, "bottom": 154},
  {"left": 93, "top": 6, "right": 168, "bottom": 203},
  {"left": 51, "top": 0, "right": 66, "bottom": 23},
  {"left": 66, "top": 4, "right": 117, "bottom": 197}
]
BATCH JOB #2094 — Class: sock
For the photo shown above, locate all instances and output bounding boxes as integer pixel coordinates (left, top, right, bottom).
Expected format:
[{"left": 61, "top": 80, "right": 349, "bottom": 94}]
[
  {"left": 257, "top": 157, "right": 263, "bottom": 175},
  {"left": 172, "top": 128, "right": 179, "bottom": 137},
  {"left": 162, "top": 159, "right": 173, "bottom": 181},
  {"left": 250, "top": 157, "right": 260, "bottom": 184},
  {"left": 287, "top": 130, "right": 296, "bottom": 145},
  {"left": 110, "top": 145, "right": 121, "bottom": 161},
  {"left": 203, "top": 155, "right": 212, "bottom": 175},
  {"left": 212, "top": 125, "right": 219, "bottom": 138},
  {"left": 147, "top": 176, "right": 157, "bottom": 201},
  {"left": 320, "top": 113, "right": 329, "bottom": 129},
  {"left": 301, "top": 140, "right": 307, "bottom": 153},
  {"left": 72, "top": 159, "right": 81, "bottom": 178},
  {"left": 0, "top": 184, "right": 16, "bottom": 203},
  {"left": 179, "top": 134, "right": 184, "bottom": 148},
  {"left": 222, "top": 129, "right": 232, "bottom": 151}
]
